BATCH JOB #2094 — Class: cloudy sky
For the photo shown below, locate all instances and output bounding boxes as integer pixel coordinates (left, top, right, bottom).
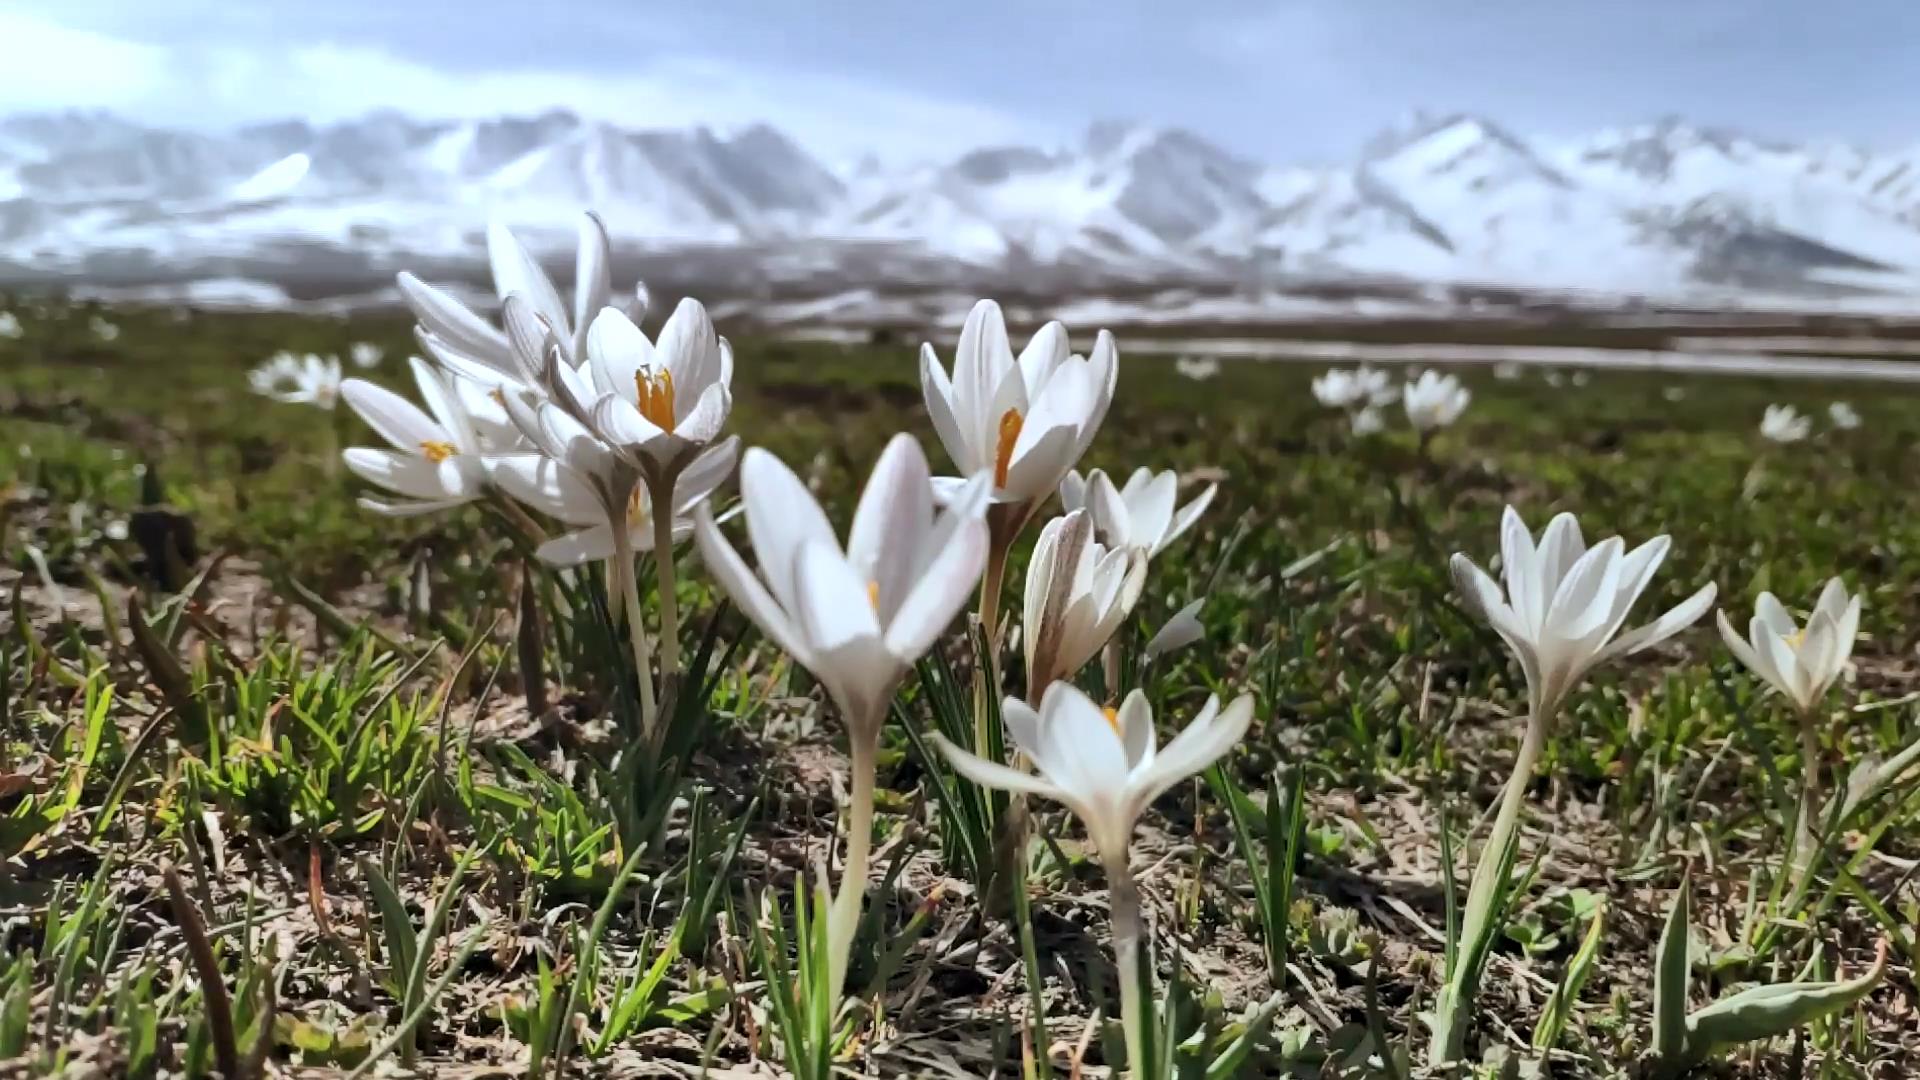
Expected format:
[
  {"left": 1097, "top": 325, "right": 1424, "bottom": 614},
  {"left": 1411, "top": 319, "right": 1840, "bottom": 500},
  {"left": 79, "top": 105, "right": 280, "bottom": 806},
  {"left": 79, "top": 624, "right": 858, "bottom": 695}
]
[{"left": 4, "top": 0, "right": 1916, "bottom": 163}]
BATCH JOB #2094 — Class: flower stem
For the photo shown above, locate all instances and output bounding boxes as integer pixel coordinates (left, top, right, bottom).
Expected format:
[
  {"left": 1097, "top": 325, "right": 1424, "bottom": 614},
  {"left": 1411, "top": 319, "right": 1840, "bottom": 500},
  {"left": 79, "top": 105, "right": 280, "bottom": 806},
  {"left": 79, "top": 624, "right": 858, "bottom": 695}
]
[
  {"left": 649, "top": 475, "right": 682, "bottom": 715},
  {"left": 609, "top": 515, "right": 658, "bottom": 737},
  {"left": 1795, "top": 708, "right": 1823, "bottom": 870},
  {"left": 1105, "top": 852, "right": 1149, "bottom": 1076},
  {"left": 1430, "top": 709, "right": 1550, "bottom": 1065},
  {"left": 828, "top": 731, "right": 878, "bottom": 1005}
]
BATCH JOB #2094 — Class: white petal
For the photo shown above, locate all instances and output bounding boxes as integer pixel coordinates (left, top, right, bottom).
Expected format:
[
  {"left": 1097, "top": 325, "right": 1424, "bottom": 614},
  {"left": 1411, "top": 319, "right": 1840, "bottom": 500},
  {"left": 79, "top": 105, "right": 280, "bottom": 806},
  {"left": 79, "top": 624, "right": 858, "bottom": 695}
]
[
  {"left": 397, "top": 272, "right": 508, "bottom": 362},
  {"left": 1134, "top": 694, "right": 1254, "bottom": 807},
  {"left": 883, "top": 514, "right": 986, "bottom": 660},
  {"left": 920, "top": 345, "right": 976, "bottom": 472},
  {"left": 572, "top": 213, "right": 613, "bottom": 356},
  {"left": 932, "top": 734, "right": 1068, "bottom": 802},
  {"left": 1755, "top": 593, "right": 1798, "bottom": 638},
  {"left": 739, "top": 449, "right": 837, "bottom": 612},
  {"left": 1599, "top": 583, "right": 1717, "bottom": 664},
  {"left": 409, "top": 358, "right": 480, "bottom": 453},
  {"left": 1145, "top": 598, "right": 1205, "bottom": 659},
  {"left": 1116, "top": 688, "right": 1156, "bottom": 771},
  {"left": 537, "top": 525, "right": 623, "bottom": 566},
  {"left": 953, "top": 301, "right": 1012, "bottom": 445},
  {"left": 657, "top": 298, "right": 725, "bottom": 402},
  {"left": 488, "top": 219, "right": 569, "bottom": 335},
  {"left": 692, "top": 505, "right": 810, "bottom": 663},
  {"left": 341, "top": 378, "right": 444, "bottom": 452},
  {"left": 488, "top": 454, "right": 603, "bottom": 526},
  {"left": 1717, "top": 609, "right": 1779, "bottom": 691},
  {"left": 792, "top": 540, "right": 882, "bottom": 653},
  {"left": 342, "top": 449, "right": 468, "bottom": 500},
  {"left": 587, "top": 306, "right": 653, "bottom": 401},
  {"left": 1158, "top": 484, "right": 1217, "bottom": 556},
  {"left": 848, "top": 434, "right": 932, "bottom": 622}
]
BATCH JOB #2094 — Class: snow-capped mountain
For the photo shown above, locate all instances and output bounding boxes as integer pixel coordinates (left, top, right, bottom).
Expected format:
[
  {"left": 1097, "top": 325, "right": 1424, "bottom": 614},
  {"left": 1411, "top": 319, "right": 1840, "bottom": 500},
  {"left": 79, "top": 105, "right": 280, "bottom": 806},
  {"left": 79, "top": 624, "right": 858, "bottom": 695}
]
[{"left": 4, "top": 107, "right": 1920, "bottom": 305}]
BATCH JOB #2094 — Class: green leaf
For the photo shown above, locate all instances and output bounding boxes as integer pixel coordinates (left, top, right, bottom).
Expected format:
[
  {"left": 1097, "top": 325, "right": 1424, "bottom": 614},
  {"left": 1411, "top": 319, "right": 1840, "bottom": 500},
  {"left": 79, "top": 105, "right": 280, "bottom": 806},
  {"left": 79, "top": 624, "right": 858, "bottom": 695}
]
[
  {"left": 1653, "top": 876, "right": 1691, "bottom": 1061},
  {"left": 1684, "top": 942, "right": 1889, "bottom": 1061}
]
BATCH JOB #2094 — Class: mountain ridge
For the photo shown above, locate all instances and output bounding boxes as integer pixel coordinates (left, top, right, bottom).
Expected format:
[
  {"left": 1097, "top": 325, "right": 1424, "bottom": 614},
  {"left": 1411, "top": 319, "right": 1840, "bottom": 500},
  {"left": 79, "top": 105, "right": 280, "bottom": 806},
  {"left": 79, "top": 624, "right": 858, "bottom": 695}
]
[{"left": 4, "top": 107, "right": 1920, "bottom": 304}]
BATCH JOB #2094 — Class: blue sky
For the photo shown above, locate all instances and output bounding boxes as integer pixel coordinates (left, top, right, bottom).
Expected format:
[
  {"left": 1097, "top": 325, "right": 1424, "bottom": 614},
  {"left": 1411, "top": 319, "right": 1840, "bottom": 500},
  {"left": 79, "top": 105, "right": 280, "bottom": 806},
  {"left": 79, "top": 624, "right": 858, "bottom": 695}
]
[{"left": 3, "top": 0, "right": 1916, "bottom": 162}]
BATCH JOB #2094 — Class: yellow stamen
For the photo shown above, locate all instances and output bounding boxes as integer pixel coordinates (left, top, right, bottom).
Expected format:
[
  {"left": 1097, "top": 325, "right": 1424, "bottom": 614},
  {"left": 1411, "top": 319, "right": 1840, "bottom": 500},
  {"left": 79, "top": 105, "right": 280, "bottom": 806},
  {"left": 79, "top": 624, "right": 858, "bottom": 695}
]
[
  {"left": 419, "top": 440, "right": 456, "bottom": 463},
  {"left": 1785, "top": 628, "right": 1806, "bottom": 651},
  {"left": 626, "top": 486, "right": 648, "bottom": 524},
  {"left": 489, "top": 388, "right": 506, "bottom": 407},
  {"left": 635, "top": 368, "right": 676, "bottom": 431},
  {"left": 867, "top": 580, "right": 881, "bottom": 611},
  {"left": 993, "top": 408, "right": 1023, "bottom": 488},
  {"left": 1101, "top": 705, "right": 1121, "bottom": 737}
]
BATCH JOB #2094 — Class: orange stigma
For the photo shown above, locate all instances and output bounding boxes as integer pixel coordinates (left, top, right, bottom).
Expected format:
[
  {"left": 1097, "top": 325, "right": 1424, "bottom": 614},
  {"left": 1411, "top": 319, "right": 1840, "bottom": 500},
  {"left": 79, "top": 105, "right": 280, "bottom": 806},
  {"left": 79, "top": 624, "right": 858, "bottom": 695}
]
[
  {"left": 626, "top": 486, "right": 648, "bottom": 524},
  {"left": 1101, "top": 705, "right": 1121, "bottom": 736},
  {"left": 419, "top": 440, "right": 456, "bottom": 463},
  {"left": 635, "top": 368, "right": 676, "bottom": 431},
  {"left": 867, "top": 580, "right": 881, "bottom": 611},
  {"left": 993, "top": 408, "right": 1023, "bottom": 488}
]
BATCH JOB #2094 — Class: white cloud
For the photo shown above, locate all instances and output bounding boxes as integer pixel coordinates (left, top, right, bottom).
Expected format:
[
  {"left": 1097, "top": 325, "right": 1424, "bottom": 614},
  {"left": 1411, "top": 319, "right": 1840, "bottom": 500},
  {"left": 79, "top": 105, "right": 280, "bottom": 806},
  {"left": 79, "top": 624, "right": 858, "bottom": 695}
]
[
  {"left": 0, "top": 13, "right": 172, "bottom": 112},
  {"left": 0, "top": 12, "right": 1035, "bottom": 164}
]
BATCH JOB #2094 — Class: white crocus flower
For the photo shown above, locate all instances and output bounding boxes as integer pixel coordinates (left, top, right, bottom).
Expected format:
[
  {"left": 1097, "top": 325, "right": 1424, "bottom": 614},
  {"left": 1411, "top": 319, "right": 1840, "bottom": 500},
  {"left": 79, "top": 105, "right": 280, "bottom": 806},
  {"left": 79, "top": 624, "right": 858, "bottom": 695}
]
[
  {"left": 1717, "top": 579, "right": 1859, "bottom": 717},
  {"left": 491, "top": 438, "right": 738, "bottom": 566},
  {"left": 90, "top": 316, "right": 119, "bottom": 342},
  {"left": 1451, "top": 506, "right": 1717, "bottom": 720},
  {"left": 933, "top": 681, "right": 1253, "bottom": 1071},
  {"left": 1351, "top": 406, "right": 1386, "bottom": 436},
  {"left": 349, "top": 342, "right": 384, "bottom": 369},
  {"left": 1059, "top": 467, "right": 1216, "bottom": 563},
  {"left": 695, "top": 434, "right": 990, "bottom": 1008},
  {"left": 0, "top": 312, "right": 21, "bottom": 339},
  {"left": 1760, "top": 404, "right": 1810, "bottom": 443},
  {"left": 696, "top": 435, "right": 991, "bottom": 731},
  {"left": 920, "top": 299, "right": 1117, "bottom": 506},
  {"left": 582, "top": 300, "right": 734, "bottom": 475},
  {"left": 1492, "top": 361, "right": 1522, "bottom": 381},
  {"left": 934, "top": 683, "right": 1253, "bottom": 863},
  {"left": 339, "top": 358, "right": 493, "bottom": 515},
  {"left": 249, "top": 352, "right": 343, "bottom": 410},
  {"left": 399, "top": 213, "right": 617, "bottom": 379},
  {"left": 1021, "top": 510, "right": 1145, "bottom": 700},
  {"left": 1828, "top": 401, "right": 1862, "bottom": 431},
  {"left": 1311, "top": 366, "right": 1392, "bottom": 409},
  {"left": 1174, "top": 355, "right": 1220, "bottom": 381},
  {"left": 1403, "top": 370, "right": 1470, "bottom": 431}
]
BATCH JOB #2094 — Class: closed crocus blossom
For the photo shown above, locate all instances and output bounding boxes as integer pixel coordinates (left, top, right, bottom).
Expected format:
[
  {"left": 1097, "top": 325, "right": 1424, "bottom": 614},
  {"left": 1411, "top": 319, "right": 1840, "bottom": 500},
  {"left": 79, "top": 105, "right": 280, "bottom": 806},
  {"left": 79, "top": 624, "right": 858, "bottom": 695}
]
[
  {"left": 920, "top": 299, "right": 1117, "bottom": 507},
  {"left": 399, "top": 213, "right": 617, "bottom": 379},
  {"left": 1021, "top": 510, "right": 1145, "bottom": 701},
  {"left": 491, "top": 437, "right": 738, "bottom": 566},
  {"left": 1451, "top": 507, "right": 1717, "bottom": 720},
  {"left": 340, "top": 359, "right": 493, "bottom": 516},
  {"left": 1403, "top": 370, "right": 1470, "bottom": 431},
  {"left": 583, "top": 300, "right": 733, "bottom": 475},
  {"left": 1718, "top": 579, "right": 1859, "bottom": 716},
  {"left": 1760, "top": 404, "right": 1810, "bottom": 443},
  {"left": 1828, "top": 401, "right": 1862, "bottom": 431},
  {"left": 1059, "top": 467, "right": 1216, "bottom": 561},
  {"left": 1312, "top": 366, "right": 1392, "bottom": 409}
]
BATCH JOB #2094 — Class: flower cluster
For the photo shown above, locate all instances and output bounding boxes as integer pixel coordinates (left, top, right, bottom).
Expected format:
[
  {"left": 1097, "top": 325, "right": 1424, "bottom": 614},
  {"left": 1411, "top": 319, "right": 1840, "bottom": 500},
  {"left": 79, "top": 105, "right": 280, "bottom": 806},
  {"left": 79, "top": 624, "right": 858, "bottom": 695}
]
[{"left": 1313, "top": 364, "right": 1471, "bottom": 435}]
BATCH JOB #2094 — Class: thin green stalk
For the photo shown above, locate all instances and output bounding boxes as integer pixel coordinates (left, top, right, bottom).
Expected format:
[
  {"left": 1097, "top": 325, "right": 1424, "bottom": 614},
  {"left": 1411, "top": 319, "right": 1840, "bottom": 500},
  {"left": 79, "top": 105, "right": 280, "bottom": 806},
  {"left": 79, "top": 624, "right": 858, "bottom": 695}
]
[
  {"left": 649, "top": 475, "right": 682, "bottom": 703},
  {"left": 1105, "top": 853, "right": 1149, "bottom": 1076},
  {"left": 828, "top": 732, "right": 878, "bottom": 1005},
  {"left": 1430, "top": 709, "right": 1550, "bottom": 1065},
  {"left": 609, "top": 511, "right": 658, "bottom": 736},
  {"left": 1795, "top": 708, "right": 1822, "bottom": 866}
]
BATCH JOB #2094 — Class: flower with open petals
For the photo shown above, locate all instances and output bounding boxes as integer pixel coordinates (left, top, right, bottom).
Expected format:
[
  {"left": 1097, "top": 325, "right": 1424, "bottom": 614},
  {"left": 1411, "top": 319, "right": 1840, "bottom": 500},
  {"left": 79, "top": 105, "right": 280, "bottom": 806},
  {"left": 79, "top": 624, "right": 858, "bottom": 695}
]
[
  {"left": 1059, "top": 467, "right": 1215, "bottom": 561},
  {"left": 1312, "top": 366, "right": 1392, "bottom": 409},
  {"left": 0, "top": 312, "right": 21, "bottom": 340},
  {"left": 1717, "top": 579, "right": 1859, "bottom": 715},
  {"left": 583, "top": 300, "right": 733, "bottom": 474},
  {"left": 1450, "top": 506, "right": 1717, "bottom": 717},
  {"left": 920, "top": 300, "right": 1116, "bottom": 506},
  {"left": 1351, "top": 406, "right": 1386, "bottom": 436},
  {"left": 491, "top": 438, "right": 737, "bottom": 566},
  {"left": 250, "top": 351, "right": 342, "bottom": 410},
  {"left": 1403, "top": 370, "right": 1470, "bottom": 431},
  {"left": 933, "top": 684, "right": 1253, "bottom": 860},
  {"left": 1828, "top": 402, "right": 1861, "bottom": 431},
  {"left": 1760, "top": 404, "right": 1810, "bottom": 443},
  {"left": 399, "top": 214, "right": 619, "bottom": 380},
  {"left": 339, "top": 359, "right": 496, "bottom": 515},
  {"left": 1022, "top": 510, "right": 1144, "bottom": 698},
  {"left": 1175, "top": 355, "right": 1220, "bottom": 381},
  {"left": 695, "top": 435, "right": 991, "bottom": 732}
]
